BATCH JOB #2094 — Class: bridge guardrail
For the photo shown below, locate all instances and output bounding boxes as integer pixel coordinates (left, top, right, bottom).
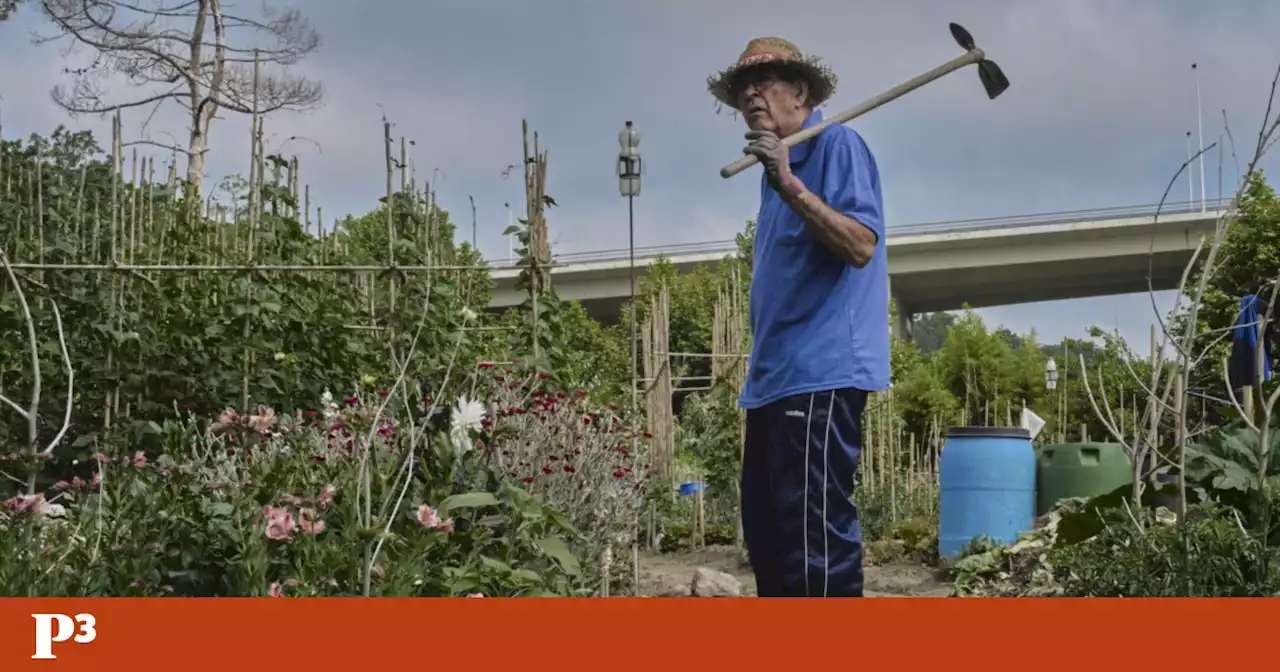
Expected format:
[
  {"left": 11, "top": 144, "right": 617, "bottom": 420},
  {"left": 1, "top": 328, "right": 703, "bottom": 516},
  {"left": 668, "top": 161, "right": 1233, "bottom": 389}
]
[{"left": 488, "top": 198, "right": 1230, "bottom": 270}]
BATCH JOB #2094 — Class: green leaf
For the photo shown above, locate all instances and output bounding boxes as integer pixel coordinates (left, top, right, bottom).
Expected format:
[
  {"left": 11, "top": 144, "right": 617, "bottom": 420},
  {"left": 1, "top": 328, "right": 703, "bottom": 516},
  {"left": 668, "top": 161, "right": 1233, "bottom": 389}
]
[
  {"left": 479, "top": 556, "right": 515, "bottom": 575},
  {"left": 208, "top": 502, "right": 235, "bottom": 517},
  {"left": 534, "top": 536, "right": 580, "bottom": 576},
  {"left": 437, "top": 492, "right": 500, "bottom": 514}
]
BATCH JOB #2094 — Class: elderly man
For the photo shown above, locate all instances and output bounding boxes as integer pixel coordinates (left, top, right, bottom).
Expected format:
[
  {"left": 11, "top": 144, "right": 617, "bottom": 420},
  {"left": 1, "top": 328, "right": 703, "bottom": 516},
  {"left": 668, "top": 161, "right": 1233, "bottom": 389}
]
[{"left": 708, "top": 38, "right": 889, "bottom": 598}]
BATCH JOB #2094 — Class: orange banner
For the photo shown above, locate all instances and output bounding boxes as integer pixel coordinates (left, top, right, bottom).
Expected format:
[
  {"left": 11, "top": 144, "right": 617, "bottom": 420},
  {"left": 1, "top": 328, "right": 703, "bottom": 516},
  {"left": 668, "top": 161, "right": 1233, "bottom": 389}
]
[{"left": 0, "top": 598, "right": 1268, "bottom": 669}]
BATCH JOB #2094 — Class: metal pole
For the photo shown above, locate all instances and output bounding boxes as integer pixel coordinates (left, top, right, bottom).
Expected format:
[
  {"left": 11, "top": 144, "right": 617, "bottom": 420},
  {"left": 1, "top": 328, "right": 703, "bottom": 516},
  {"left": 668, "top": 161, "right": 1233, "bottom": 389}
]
[
  {"left": 469, "top": 195, "right": 477, "bottom": 249},
  {"left": 628, "top": 191, "right": 638, "bottom": 440},
  {"left": 1185, "top": 131, "right": 1193, "bottom": 207},
  {"left": 1194, "top": 63, "right": 1205, "bottom": 212},
  {"left": 628, "top": 189, "right": 640, "bottom": 597}
]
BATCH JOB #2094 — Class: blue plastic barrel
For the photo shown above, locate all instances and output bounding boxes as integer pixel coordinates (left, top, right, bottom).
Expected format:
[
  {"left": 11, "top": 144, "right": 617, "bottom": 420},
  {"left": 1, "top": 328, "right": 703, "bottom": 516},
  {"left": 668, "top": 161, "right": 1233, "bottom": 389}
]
[{"left": 939, "top": 426, "right": 1037, "bottom": 559}]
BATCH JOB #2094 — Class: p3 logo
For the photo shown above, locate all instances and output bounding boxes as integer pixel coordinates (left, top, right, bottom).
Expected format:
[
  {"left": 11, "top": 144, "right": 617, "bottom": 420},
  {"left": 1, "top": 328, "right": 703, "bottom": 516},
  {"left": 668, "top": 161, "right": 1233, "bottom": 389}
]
[{"left": 31, "top": 613, "right": 96, "bottom": 660}]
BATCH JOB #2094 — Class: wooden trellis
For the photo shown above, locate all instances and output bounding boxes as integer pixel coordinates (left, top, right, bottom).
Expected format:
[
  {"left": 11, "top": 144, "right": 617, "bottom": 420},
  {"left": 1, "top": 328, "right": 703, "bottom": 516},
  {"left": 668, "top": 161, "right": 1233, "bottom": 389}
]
[{"left": 641, "top": 285, "right": 675, "bottom": 484}]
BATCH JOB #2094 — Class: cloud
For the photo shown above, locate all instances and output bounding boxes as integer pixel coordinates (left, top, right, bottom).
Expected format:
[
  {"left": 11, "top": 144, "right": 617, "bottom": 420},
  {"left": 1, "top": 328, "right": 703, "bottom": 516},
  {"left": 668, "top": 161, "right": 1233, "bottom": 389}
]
[{"left": 3, "top": 0, "right": 1280, "bottom": 350}]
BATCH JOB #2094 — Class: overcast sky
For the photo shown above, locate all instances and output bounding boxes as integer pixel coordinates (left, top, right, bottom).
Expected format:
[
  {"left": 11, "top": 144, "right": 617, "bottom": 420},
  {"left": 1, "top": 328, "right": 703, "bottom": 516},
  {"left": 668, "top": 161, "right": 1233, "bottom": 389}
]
[{"left": 3, "top": 0, "right": 1279, "bottom": 354}]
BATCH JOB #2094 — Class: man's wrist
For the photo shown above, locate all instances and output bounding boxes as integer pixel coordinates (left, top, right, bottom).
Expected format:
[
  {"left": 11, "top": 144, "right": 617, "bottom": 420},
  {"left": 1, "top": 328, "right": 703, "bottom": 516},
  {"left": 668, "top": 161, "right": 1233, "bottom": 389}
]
[{"left": 778, "top": 174, "right": 808, "bottom": 202}]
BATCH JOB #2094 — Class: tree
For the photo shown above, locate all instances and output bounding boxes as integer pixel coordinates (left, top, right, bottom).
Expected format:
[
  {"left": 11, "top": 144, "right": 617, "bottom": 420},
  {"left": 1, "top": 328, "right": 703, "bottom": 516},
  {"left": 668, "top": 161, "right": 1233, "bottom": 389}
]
[
  {"left": 1185, "top": 171, "right": 1280, "bottom": 388},
  {"left": 1, "top": 0, "right": 20, "bottom": 21},
  {"left": 912, "top": 311, "right": 955, "bottom": 354},
  {"left": 34, "top": 0, "right": 323, "bottom": 199}
]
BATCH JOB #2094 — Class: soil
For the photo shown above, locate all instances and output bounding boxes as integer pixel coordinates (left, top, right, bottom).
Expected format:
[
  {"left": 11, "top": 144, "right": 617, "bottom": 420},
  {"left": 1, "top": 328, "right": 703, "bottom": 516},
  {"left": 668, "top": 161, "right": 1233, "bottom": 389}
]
[{"left": 635, "top": 546, "right": 953, "bottom": 597}]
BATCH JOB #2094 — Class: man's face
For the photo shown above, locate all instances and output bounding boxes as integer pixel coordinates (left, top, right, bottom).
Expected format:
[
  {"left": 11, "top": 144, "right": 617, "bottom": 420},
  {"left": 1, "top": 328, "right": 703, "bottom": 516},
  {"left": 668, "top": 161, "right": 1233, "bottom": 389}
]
[{"left": 733, "top": 67, "right": 807, "bottom": 134}]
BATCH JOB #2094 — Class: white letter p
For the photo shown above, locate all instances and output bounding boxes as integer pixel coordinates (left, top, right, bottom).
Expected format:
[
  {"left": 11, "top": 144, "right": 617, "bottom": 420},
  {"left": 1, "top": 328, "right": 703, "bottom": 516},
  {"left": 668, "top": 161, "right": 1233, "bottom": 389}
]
[{"left": 31, "top": 613, "right": 75, "bottom": 660}]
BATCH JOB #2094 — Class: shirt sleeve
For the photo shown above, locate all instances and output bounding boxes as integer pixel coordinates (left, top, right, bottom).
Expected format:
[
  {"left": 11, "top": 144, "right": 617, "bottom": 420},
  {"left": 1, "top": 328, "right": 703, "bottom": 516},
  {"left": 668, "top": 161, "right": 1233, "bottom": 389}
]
[{"left": 820, "top": 129, "right": 883, "bottom": 243}]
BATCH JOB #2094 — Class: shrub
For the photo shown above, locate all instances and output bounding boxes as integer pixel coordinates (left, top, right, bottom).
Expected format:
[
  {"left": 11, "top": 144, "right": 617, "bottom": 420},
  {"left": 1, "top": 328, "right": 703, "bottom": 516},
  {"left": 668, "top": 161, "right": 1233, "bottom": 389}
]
[
  {"left": 0, "top": 396, "right": 589, "bottom": 597},
  {"left": 1052, "top": 504, "right": 1280, "bottom": 597},
  {"left": 476, "top": 363, "right": 648, "bottom": 575}
]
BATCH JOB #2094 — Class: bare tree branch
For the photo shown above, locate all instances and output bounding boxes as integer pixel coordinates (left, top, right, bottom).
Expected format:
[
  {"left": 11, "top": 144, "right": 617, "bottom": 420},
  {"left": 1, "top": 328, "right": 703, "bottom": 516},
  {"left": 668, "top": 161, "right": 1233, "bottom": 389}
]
[{"left": 33, "top": 0, "right": 323, "bottom": 198}]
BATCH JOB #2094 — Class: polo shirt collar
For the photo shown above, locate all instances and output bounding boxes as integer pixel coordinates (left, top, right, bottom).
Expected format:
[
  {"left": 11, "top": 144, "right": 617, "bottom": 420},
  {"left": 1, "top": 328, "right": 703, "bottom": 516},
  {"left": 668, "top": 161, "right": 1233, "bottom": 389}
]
[{"left": 788, "top": 109, "right": 824, "bottom": 165}]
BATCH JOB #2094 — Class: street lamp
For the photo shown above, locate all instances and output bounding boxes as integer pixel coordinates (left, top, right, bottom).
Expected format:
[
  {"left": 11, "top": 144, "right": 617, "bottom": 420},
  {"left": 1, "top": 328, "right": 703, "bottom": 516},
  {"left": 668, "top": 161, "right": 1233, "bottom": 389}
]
[
  {"left": 1045, "top": 357, "right": 1058, "bottom": 391},
  {"left": 617, "top": 122, "right": 643, "bottom": 421},
  {"left": 618, "top": 120, "right": 643, "bottom": 596}
]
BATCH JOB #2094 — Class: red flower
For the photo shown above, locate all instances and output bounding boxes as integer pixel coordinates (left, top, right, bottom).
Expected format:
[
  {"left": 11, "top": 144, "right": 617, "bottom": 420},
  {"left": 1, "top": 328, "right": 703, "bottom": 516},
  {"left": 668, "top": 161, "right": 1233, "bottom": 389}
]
[
  {"left": 343, "top": 395, "right": 359, "bottom": 406},
  {"left": 227, "top": 448, "right": 237, "bottom": 456},
  {"left": 378, "top": 390, "right": 389, "bottom": 398},
  {"left": 643, "top": 432, "right": 653, "bottom": 440},
  {"left": 643, "top": 463, "right": 650, "bottom": 469},
  {"left": 613, "top": 469, "right": 625, "bottom": 479},
  {"left": 582, "top": 416, "right": 591, "bottom": 425},
  {"left": 521, "top": 476, "right": 535, "bottom": 484},
  {"left": 538, "top": 372, "right": 552, "bottom": 380},
  {"left": 479, "top": 362, "right": 495, "bottom": 369},
  {"left": 564, "top": 465, "right": 576, "bottom": 473},
  {"left": 542, "top": 466, "right": 554, "bottom": 475},
  {"left": 618, "top": 447, "right": 630, "bottom": 457}
]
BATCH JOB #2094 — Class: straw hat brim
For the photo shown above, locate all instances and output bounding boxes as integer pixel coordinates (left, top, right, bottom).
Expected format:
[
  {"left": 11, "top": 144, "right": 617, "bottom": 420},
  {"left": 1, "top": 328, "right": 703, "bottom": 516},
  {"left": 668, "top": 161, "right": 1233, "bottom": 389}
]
[{"left": 707, "top": 55, "right": 837, "bottom": 109}]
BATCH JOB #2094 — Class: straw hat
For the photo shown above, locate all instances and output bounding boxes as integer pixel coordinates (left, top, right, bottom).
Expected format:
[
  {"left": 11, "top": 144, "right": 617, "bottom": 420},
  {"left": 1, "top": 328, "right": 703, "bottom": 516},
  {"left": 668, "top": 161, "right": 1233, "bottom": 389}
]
[{"left": 707, "top": 37, "right": 838, "bottom": 109}]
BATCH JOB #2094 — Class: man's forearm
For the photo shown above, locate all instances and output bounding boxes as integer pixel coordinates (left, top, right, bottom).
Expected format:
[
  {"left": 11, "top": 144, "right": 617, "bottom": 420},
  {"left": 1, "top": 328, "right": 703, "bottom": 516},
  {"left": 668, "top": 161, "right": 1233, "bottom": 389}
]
[{"left": 778, "top": 175, "right": 877, "bottom": 268}]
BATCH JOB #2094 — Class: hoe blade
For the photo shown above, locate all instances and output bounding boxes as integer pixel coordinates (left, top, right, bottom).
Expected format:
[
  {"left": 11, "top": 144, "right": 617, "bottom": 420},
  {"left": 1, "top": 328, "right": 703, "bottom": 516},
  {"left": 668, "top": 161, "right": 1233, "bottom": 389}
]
[
  {"left": 949, "top": 22, "right": 975, "bottom": 50},
  {"left": 978, "top": 58, "right": 1010, "bottom": 99}
]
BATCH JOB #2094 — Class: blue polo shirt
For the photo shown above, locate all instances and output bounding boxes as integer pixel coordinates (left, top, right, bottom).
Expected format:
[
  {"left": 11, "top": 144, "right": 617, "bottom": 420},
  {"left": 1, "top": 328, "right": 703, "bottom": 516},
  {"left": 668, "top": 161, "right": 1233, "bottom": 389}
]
[{"left": 739, "top": 109, "right": 890, "bottom": 410}]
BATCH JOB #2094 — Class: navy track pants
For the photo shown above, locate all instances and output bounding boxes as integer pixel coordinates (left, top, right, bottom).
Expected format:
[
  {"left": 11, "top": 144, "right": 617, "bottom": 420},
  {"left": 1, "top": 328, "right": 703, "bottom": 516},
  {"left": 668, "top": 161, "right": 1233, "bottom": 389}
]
[{"left": 741, "top": 387, "right": 867, "bottom": 597}]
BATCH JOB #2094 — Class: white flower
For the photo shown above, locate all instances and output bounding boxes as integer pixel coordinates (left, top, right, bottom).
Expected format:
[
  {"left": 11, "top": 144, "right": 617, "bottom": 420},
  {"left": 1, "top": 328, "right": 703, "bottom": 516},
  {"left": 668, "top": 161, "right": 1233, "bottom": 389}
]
[
  {"left": 321, "top": 389, "right": 340, "bottom": 421},
  {"left": 39, "top": 502, "right": 67, "bottom": 518},
  {"left": 449, "top": 396, "right": 486, "bottom": 454},
  {"left": 459, "top": 306, "right": 478, "bottom": 322}
]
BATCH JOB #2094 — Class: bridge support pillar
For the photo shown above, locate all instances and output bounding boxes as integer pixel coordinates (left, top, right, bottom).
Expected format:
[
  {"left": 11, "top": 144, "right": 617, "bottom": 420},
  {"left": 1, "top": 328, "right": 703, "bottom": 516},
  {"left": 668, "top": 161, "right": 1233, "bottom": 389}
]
[{"left": 892, "top": 295, "right": 914, "bottom": 344}]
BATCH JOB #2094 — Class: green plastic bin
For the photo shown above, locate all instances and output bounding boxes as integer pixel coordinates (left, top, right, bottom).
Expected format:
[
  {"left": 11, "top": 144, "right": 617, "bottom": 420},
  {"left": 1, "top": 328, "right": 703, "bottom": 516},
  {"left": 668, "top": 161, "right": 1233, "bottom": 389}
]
[{"left": 1036, "top": 443, "right": 1132, "bottom": 515}]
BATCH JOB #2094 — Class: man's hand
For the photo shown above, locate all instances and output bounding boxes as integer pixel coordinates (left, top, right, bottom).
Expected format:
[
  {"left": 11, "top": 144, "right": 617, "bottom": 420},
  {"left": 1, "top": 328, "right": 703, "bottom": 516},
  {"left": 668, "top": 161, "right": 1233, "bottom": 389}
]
[{"left": 743, "top": 130, "right": 805, "bottom": 199}]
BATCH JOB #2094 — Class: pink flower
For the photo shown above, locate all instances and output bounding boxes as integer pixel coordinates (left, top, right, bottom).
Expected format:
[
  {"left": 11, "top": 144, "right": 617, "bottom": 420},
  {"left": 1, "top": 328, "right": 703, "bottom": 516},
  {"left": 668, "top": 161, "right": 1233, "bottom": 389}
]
[
  {"left": 211, "top": 407, "right": 241, "bottom": 433},
  {"left": 131, "top": 451, "right": 148, "bottom": 469},
  {"left": 316, "top": 485, "right": 336, "bottom": 509},
  {"left": 2, "top": 494, "right": 42, "bottom": 513},
  {"left": 298, "top": 508, "right": 326, "bottom": 535},
  {"left": 245, "top": 406, "right": 278, "bottom": 434},
  {"left": 416, "top": 504, "right": 454, "bottom": 532},
  {"left": 261, "top": 505, "right": 297, "bottom": 541},
  {"left": 268, "top": 583, "right": 284, "bottom": 598}
]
